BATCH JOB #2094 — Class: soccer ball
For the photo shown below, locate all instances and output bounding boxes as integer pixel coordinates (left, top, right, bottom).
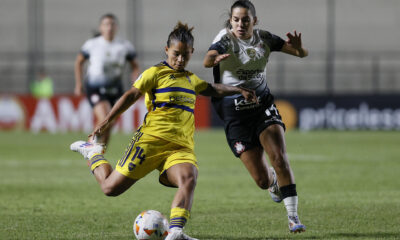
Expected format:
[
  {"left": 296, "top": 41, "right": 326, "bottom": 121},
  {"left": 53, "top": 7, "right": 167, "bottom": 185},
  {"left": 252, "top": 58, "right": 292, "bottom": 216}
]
[{"left": 133, "top": 210, "right": 169, "bottom": 240}]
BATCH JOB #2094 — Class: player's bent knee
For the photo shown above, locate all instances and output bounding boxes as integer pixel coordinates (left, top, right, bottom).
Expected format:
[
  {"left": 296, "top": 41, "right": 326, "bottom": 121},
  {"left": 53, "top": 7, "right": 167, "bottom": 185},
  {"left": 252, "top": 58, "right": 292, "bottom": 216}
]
[
  {"left": 179, "top": 174, "right": 197, "bottom": 190},
  {"left": 102, "top": 185, "right": 123, "bottom": 197},
  {"left": 103, "top": 189, "right": 119, "bottom": 197}
]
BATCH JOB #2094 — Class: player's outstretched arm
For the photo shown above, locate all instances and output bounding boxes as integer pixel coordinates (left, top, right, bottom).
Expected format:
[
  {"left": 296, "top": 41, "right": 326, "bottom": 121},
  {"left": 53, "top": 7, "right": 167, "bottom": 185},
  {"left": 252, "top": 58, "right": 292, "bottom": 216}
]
[
  {"left": 200, "top": 83, "right": 257, "bottom": 103},
  {"left": 129, "top": 59, "right": 141, "bottom": 84},
  {"left": 74, "top": 53, "right": 86, "bottom": 96},
  {"left": 203, "top": 50, "right": 230, "bottom": 68},
  {"left": 281, "top": 30, "right": 308, "bottom": 58},
  {"left": 89, "top": 87, "right": 142, "bottom": 140}
]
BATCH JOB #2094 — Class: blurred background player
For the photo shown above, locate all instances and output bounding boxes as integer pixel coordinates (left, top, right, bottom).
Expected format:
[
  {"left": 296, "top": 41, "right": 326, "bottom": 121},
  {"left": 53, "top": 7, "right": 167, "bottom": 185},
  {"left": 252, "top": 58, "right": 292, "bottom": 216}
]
[
  {"left": 70, "top": 22, "right": 256, "bottom": 240},
  {"left": 74, "top": 13, "right": 140, "bottom": 146},
  {"left": 203, "top": 0, "right": 308, "bottom": 233}
]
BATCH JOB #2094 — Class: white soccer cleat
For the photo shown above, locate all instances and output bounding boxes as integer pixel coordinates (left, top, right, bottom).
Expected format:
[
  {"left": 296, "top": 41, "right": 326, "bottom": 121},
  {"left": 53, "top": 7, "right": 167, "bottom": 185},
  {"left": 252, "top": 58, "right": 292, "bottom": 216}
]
[
  {"left": 70, "top": 140, "right": 104, "bottom": 160},
  {"left": 165, "top": 227, "right": 198, "bottom": 240},
  {"left": 90, "top": 135, "right": 107, "bottom": 151},
  {"left": 268, "top": 167, "right": 283, "bottom": 203},
  {"left": 288, "top": 215, "right": 306, "bottom": 233}
]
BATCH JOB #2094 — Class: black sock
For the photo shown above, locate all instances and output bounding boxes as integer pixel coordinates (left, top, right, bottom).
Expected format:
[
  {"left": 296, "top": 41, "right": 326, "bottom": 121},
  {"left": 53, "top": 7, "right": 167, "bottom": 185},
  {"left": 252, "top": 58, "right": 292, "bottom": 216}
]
[{"left": 280, "top": 184, "right": 297, "bottom": 199}]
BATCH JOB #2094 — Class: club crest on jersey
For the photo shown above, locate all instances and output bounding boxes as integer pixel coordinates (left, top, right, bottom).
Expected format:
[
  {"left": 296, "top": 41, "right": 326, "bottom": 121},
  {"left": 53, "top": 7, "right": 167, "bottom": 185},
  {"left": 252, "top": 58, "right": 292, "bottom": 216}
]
[
  {"left": 169, "top": 74, "right": 176, "bottom": 80},
  {"left": 246, "top": 48, "right": 257, "bottom": 59},
  {"left": 234, "top": 141, "right": 245, "bottom": 154}
]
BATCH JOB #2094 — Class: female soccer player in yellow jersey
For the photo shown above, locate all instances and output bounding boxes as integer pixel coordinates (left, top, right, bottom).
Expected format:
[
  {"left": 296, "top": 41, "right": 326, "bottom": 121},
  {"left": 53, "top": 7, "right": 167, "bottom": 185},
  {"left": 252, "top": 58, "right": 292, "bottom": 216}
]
[{"left": 70, "top": 22, "right": 256, "bottom": 240}]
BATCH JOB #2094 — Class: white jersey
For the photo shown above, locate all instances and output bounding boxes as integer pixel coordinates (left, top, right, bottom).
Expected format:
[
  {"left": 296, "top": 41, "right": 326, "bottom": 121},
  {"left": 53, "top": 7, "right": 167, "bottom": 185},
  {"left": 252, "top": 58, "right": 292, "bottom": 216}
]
[
  {"left": 209, "top": 28, "right": 284, "bottom": 90},
  {"left": 81, "top": 36, "right": 136, "bottom": 86}
]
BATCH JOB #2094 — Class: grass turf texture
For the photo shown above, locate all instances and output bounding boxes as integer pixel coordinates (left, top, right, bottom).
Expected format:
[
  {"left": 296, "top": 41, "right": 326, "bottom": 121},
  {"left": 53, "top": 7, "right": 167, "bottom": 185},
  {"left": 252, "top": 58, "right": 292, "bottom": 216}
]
[{"left": 0, "top": 130, "right": 399, "bottom": 239}]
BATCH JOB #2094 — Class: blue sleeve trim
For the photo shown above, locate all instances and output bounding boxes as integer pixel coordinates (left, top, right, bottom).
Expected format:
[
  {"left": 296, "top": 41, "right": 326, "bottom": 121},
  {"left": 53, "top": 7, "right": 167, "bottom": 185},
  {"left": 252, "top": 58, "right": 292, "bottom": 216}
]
[
  {"left": 80, "top": 50, "right": 89, "bottom": 59},
  {"left": 270, "top": 34, "right": 285, "bottom": 52},
  {"left": 126, "top": 51, "right": 137, "bottom": 61}
]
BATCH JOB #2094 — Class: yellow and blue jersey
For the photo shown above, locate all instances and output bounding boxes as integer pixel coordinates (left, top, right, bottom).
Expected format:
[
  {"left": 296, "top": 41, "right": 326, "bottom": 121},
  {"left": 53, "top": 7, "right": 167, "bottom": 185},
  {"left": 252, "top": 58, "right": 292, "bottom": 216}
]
[{"left": 133, "top": 61, "right": 208, "bottom": 150}]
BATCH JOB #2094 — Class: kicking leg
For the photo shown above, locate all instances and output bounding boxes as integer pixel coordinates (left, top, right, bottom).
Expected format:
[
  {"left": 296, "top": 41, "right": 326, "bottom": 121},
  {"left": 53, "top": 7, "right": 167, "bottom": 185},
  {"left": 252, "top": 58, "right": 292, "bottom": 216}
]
[
  {"left": 70, "top": 141, "right": 136, "bottom": 196},
  {"left": 92, "top": 162, "right": 136, "bottom": 196}
]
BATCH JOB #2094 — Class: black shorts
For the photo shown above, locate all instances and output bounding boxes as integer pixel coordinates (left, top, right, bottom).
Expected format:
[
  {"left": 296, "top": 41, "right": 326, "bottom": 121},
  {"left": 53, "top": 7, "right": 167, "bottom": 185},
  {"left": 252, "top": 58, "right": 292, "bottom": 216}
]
[
  {"left": 212, "top": 92, "right": 285, "bottom": 157},
  {"left": 85, "top": 80, "right": 123, "bottom": 107}
]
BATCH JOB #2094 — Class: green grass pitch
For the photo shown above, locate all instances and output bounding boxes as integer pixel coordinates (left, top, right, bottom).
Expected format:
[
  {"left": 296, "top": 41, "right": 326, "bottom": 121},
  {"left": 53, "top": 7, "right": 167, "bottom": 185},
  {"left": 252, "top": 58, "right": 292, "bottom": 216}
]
[{"left": 0, "top": 130, "right": 399, "bottom": 239}]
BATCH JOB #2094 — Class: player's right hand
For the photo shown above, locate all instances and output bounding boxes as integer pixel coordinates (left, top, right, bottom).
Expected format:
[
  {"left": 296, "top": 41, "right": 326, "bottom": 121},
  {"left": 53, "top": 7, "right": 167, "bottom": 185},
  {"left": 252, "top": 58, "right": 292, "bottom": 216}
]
[{"left": 214, "top": 53, "right": 230, "bottom": 65}]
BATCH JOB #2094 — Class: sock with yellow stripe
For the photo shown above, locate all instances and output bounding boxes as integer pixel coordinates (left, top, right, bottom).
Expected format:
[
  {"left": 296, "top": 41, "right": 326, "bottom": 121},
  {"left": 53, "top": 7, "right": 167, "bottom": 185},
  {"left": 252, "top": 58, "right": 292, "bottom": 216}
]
[
  {"left": 170, "top": 207, "right": 190, "bottom": 229},
  {"left": 89, "top": 154, "right": 109, "bottom": 173}
]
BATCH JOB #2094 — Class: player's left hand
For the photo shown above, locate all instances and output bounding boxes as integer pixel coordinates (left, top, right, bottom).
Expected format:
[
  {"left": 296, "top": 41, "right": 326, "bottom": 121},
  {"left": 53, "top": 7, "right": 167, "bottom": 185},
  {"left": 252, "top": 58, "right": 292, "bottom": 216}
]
[
  {"left": 286, "top": 30, "right": 303, "bottom": 50},
  {"left": 88, "top": 120, "right": 111, "bottom": 141}
]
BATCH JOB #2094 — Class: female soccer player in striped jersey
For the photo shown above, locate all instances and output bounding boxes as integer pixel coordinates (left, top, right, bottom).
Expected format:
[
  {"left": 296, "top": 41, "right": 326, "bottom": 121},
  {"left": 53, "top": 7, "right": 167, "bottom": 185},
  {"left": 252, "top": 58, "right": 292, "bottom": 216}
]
[
  {"left": 203, "top": 0, "right": 308, "bottom": 233},
  {"left": 71, "top": 22, "right": 256, "bottom": 240}
]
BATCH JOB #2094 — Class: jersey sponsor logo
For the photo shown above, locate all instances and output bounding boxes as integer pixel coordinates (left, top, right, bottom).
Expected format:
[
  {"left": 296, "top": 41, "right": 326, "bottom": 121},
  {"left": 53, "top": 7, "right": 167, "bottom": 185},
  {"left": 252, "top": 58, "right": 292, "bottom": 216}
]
[
  {"left": 234, "top": 96, "right": 261, "bottom": 110},
  {"left": 236, "top": 69, "right": 263, "bottom": 75},
  {"left": 169, "top": 95, "right": 195, "bottom": 105},
  {"left": 236, "top": 69, "right": 265, "bottom": 81}
]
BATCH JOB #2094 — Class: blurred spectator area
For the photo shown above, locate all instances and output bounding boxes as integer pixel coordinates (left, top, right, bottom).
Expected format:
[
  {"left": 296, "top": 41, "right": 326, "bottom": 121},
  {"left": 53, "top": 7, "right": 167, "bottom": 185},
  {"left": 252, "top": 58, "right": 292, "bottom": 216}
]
[{"left": 1, "top": 0, "right": 399, "bottom": 95}]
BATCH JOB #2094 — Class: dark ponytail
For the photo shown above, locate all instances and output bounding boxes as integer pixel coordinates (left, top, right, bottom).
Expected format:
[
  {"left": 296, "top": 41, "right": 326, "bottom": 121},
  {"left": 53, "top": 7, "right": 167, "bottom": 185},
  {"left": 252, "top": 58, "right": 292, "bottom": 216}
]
[{"left": 167, "top": 21, "right": 194, "bottom": 47}]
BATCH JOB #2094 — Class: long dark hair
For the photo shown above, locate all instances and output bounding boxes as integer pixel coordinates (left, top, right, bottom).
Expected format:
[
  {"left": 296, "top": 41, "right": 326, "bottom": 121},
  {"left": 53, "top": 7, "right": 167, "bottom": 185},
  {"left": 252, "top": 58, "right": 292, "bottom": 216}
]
[
  {"left": 167, "top": 21, "right": 194, "bottom": 47},
  {"left": 225, "top": 0, "right": 257, "bottom": 28}
]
